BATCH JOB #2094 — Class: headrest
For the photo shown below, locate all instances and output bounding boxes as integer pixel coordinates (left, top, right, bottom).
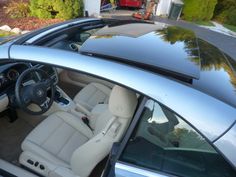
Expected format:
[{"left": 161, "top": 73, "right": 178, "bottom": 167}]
[{"left": 109, "top": 85, "right": 138, "bottom": 119}]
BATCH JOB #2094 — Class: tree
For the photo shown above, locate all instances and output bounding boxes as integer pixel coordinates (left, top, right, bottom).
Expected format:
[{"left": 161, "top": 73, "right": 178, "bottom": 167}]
[
  {"left": 182, "top": 0, "right": 217, "bottom": 21},
  {"left": 30, "top": 0, "right": 84, "bottom": 20},
  {"left": 214, "top": 0, "right": 236, "bottom": 25}
]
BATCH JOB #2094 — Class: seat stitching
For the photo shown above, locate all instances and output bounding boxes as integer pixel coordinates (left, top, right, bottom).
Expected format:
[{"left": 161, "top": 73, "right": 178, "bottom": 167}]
[
  {"left": 82, "top": 86, "right": 97, "bottom": 102},
  {"left": 56, "top": 113, "right": 93, "bottom": 139},
  {"left": 86, "top": 88, "right": 99, "bottom": 105},
  {"left": 87, "top": 90, "right": 106, "bottom": 106},
  {"left": 78, "top": 88, "right": 98, "bottom": 110},
  {"left": 93, "top": 84, "right": 110, "bottom": 95},
  {"left": 40, "top": 119, "right": 64, "bottom": 146},
  {"left": 26, "top": 139, "right": 69, "bottom": 165},
  {"left": 56, "top": 129, "right": 77, "bottom": 157}
]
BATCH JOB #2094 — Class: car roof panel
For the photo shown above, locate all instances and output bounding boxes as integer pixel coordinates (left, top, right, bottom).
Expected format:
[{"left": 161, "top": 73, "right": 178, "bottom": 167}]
[{"left": 80, "top": 23, "right": 201, "bottom": 80}]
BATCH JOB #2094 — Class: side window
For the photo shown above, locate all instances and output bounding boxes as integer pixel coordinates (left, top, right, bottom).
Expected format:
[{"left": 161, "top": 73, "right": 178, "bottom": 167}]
[{"left": 120, "top": 100, "right": 235, "bottom": 177}]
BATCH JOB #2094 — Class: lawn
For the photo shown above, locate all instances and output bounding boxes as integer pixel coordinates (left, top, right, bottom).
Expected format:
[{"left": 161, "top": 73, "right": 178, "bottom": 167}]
[
  {"left": 194, "top": 21, "right": 215, "bottom": 26},
  {"left": 0, "top": 30, "right": 13, "bottom": 37},
  {"left": 223, "top": 24, "right": 236, "bottom": 33}
]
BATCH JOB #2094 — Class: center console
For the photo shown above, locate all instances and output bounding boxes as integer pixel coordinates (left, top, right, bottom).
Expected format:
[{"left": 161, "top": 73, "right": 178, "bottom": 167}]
[
  {"left": 44, "top": 86, "right": 76, "bottom": 116},
  {"left": 54, "top": 89, "right": 70, "bottom": 106},
  {"left": 34, "top": 64, "right": 83, "bottom": 116}
]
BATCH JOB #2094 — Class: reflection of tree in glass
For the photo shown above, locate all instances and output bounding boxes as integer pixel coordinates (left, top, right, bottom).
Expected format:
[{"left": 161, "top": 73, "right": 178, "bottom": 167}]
[
  {"left": 157, "top": 26, "right": 236, "bottom": 90},
  {"left": 198, "top": 39, "right": 236, "bottom": 89},
  {"left": 94, "top": 35, "right": 113, "bottom": 39},
  {"left": 168, "top": 128, "right": 214, "bottom": 150},
  {"left": 156, "top": 26, "right": 200, "bottom": 66},
  {"left": 156, "top": 26, "right": 195, "bottom": 44}
]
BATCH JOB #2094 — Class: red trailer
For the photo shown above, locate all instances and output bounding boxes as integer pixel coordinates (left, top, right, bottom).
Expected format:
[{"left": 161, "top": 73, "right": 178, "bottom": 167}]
[{"left": 118, "top": 0, "right": 143, "bottom": 8}]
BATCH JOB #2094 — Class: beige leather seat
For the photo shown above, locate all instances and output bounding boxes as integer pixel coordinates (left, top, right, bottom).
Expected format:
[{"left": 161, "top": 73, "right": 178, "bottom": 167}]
[
  {"left": 73, "top": 83, "right": 112, "bottom": 112},
  {"left": 19, "top": 85, "right": 138, "bottom": 177}
]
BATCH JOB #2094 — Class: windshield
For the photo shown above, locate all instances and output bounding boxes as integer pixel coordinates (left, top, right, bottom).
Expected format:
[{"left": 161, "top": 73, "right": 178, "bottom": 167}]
[{"left": 0, "top": 35, "right": 19, "bottom": 45}]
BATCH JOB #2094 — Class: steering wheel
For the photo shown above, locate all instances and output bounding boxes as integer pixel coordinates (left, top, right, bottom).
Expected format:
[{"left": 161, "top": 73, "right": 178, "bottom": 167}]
[{"left": 15, "top": 68, "right": 55, "bottom": 115}]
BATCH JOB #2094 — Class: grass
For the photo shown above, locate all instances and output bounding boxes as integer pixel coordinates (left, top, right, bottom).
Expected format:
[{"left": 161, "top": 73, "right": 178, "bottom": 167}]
[
  {"left": 223, "top": 24, "right": 236, "bottom": 32},
  {"left": 0, "top": 30, "right": 13, "bottom": 37},
  {"left": 193, "top": 21, "right": 215, "bottom": 26}
]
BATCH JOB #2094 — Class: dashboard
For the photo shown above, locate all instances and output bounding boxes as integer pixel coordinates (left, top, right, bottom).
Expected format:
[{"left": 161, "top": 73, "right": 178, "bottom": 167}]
[
  {"left": 0, "top": 63, "right": 58, "bottom": 96},
  {"left": 0, "top": 63, "right": 29, "bottom": 94}
]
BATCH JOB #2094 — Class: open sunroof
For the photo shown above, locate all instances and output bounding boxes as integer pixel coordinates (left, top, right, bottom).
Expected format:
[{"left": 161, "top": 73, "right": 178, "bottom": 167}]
[{"left": 80, "top": 23, "right": 200, "bottom": 81}]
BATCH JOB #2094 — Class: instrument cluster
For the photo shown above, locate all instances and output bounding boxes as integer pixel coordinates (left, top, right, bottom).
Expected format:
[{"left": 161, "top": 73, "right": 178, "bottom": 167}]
[
  {"left": 0, "top": 63, "right": 57, "bottom": 95},
  {"left": 0, "top": 63, "right": 28, "bottom": 93}
]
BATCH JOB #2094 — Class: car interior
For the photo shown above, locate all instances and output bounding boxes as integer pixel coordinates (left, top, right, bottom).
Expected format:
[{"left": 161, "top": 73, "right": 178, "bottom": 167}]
[
  {"left": 33, "top": 22, "right": 105, "bottom": 53},
  {"left": 0, "top": 61, "right": 139, "bottom": 177}
]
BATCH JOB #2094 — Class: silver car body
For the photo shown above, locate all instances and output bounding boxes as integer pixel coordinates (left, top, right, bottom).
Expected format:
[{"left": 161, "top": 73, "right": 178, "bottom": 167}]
[
  {"left": 7, "top": 44, "right": 236, "bottom": 167},
  {"left": 0, "top": 18, "right": 235, "bottom": 175}
]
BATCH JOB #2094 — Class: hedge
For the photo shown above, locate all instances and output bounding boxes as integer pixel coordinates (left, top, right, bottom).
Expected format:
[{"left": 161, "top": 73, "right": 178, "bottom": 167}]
[
  {"left": 182, "top": 0, "right": 217, "bottom": 21},
  {"left": 30, "top": 0, "right": 84, "bottom": 20},
  {"left": 214, "top": 0, "right": 236, "bottom": 26}
]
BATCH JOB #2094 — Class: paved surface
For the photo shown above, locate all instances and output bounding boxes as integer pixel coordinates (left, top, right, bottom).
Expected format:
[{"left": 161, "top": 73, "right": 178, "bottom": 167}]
[
  {"left": 106, "top": 13, "right": 236, "bottom": 60},
  {"left": 1, "top": 12, "right": 236, "bottom": 60},
  {"left": 153, "top": 17, "right": 236, "bottom": 60}
]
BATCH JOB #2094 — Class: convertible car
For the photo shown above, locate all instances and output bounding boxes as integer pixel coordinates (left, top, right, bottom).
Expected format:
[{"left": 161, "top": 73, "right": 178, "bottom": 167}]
[{"left": 0, "top": 18, "right": 235, "bottom": 177}]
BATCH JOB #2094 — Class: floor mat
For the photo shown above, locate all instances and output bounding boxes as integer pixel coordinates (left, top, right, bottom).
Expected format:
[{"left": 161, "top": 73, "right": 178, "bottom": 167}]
[{"left": 0, "top": 116, "right": 34, "bottom": 164}]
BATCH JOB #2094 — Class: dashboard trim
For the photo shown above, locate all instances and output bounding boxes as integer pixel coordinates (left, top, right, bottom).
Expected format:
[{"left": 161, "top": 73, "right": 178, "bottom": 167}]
[{"left": 0, "top": 94, "right": 9, "bottom": 113}]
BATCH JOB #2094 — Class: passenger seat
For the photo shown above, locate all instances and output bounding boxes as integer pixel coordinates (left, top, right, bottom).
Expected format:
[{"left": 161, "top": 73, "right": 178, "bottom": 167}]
[{"left": 73, "top": 83, "right": 112, "bottom": 113}]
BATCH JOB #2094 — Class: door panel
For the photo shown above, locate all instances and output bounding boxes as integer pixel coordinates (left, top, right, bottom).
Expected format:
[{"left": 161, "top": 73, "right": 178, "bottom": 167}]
[
  {"left": 115, "top": 162, "right": 169, "bottom": 177},
  {"left": 59, "top": 70, "right": 114, "bottom": 88}
]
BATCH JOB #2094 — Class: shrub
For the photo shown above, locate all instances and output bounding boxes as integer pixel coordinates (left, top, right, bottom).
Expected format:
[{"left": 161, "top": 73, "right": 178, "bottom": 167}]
[
  {"left": 226, "top": 9, "right": 236, "bottom": 26},
  {"left": 182, "top": 0, "right": 217, "bottom": 21},
  {"left": 214, "top": 0, "right": 236, "bottom": 26},
  {"left": 5, "top": 0, "right": 30, "bottom": 18},
  {"left": 30, "top": 0, "right": 84, "bottom": 20}
]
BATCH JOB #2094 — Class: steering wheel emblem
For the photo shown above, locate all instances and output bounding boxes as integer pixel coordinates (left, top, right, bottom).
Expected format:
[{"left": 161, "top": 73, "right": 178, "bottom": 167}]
[
  {"left": 15, "top": 68, "right": 55, "bottom": 115},
  {"left": 36, "top": 89, "right": 44, "bottom": 97}
]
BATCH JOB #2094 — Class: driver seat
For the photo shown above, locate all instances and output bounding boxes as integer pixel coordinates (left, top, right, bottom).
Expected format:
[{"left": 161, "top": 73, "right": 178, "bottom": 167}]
[{"left": 19, "top": 85, "right": 138, "bottom": 177}]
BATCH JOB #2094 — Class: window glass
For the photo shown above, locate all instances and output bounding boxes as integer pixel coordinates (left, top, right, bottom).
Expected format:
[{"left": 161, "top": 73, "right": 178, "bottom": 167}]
[
  {"left": 40, "top": 26, "right": 103, "bottom": 52},
  {"left": 120, "top": 100, "right": 235, "bottom": 177}
]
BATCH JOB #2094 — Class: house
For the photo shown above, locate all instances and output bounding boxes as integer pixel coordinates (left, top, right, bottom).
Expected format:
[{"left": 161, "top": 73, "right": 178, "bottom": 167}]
[
  {"left": 156, "top": 0, "right": 184, "bottom": 17},
  {"left": 83, "top": 0, "right": 183, "bottom": 18},
  {"left": 83, "top": 0, "right": 101, "bottom": 17},
  {"left": 156, "top": 0, "right": 173, "bottom": 16}
]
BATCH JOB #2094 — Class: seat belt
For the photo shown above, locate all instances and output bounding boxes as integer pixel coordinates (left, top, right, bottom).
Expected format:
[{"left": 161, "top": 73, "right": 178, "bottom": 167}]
[{"left": 81, "top": 116, "right": 93, "bottom": 131}]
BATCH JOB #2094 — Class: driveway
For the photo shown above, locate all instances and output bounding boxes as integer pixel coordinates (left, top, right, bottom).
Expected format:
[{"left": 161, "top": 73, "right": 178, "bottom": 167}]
[
  {"left": 106, "top": 13, "right": 236, "bottom": 61},
  {"left": 153, "top": 16, "right": 236, "bottom": 61},
  {"left": 1, "top": 14, "right": 236, "bottom": 60}
]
